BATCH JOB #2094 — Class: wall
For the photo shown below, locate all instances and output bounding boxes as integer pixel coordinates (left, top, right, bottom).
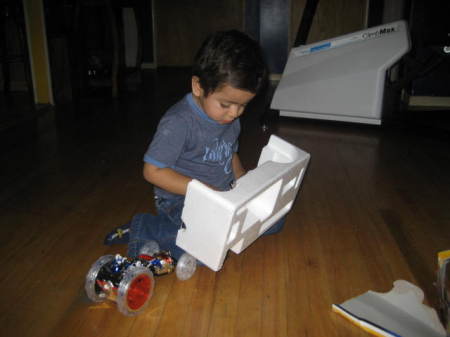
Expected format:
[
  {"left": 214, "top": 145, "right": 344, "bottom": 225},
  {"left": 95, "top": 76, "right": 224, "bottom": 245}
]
[
  {"left": 154, "top": 0, "right": 244, "bottom": 67},
  {"left": 0, "top": 6, "right": 28, "bottom": 92},
  {"left": 290, "top": 0, "right": 367, "bottom": 47},
  {"left": 152, "top": 0, "right": 367, "bottom": 70}
]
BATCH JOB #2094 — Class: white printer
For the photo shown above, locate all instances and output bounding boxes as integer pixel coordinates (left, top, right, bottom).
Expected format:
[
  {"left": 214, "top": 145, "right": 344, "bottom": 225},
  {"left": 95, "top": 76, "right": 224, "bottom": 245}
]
[{"left": 271, "top": 21, "right": 411, "bottom": 125}]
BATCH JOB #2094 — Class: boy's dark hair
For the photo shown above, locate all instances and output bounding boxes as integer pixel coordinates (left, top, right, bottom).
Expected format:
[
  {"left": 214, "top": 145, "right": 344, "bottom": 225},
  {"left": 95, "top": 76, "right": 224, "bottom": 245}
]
[{"left": 192, "top": 30, "right": 268, "bottom": 96}]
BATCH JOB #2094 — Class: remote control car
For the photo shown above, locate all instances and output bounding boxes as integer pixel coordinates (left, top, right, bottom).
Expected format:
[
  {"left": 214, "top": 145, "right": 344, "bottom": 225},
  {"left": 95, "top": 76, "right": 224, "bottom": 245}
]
[{"left": 85, "top": 241, "right": 197, "bottom": 316}]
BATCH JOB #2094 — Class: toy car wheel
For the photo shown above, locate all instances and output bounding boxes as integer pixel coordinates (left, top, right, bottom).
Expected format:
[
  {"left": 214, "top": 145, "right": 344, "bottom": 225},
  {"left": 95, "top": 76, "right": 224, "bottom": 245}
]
[
  {"left": 116, "top": 266, "right": 155, "bottom": 316},
  {"left": 138, "top": 240, "right": 160, "bottom": 257},
  {"left": 175, "top": 253, "right": 197, "bottom": 281},
  {"left": 85, "top": 254, "right": 115, "bottom": 302}
]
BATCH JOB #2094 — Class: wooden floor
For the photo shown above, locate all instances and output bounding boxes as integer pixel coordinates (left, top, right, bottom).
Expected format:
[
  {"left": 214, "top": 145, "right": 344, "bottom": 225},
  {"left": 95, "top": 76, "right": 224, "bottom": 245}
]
[{"left": 1, "top": 69, "right": 450, "bottom": 337}]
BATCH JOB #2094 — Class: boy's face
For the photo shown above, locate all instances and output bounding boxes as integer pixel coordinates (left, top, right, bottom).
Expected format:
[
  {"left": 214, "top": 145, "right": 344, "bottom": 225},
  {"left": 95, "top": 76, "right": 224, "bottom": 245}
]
[{"left": 192, "top": 76, "right": 255, "bottom": 124}]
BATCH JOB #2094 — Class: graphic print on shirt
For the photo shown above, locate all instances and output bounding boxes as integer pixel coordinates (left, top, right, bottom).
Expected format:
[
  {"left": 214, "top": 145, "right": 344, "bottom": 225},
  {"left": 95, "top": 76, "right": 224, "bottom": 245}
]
[{"left": 202, "top": 138, "right": 233, "bottom": 174}]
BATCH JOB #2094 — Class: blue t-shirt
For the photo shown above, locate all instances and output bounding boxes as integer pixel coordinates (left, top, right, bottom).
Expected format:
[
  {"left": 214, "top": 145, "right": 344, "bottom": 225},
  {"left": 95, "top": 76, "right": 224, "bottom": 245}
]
[{"left": 144, "top": 93, "right": 240, "bottom": 199}]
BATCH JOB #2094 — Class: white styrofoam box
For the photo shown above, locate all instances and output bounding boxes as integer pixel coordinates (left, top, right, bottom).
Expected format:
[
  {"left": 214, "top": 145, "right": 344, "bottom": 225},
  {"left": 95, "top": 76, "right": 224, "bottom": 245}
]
[
  {"left": 271, "top": 20, "right": 411, "bottom": 125},
  {"left": 177, "top": 135, "right": 310, "bottom": 271}
]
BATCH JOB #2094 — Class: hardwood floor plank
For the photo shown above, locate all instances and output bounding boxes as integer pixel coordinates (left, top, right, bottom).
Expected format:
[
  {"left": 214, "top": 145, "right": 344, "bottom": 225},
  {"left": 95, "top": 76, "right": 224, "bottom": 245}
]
[
  {"left": 206, "top": 254, "right": 242, "bottom": 337},
  {"left": 179, "top": 267, "right": 217, "bottom": 337},
  {"left": 233, "top": 239, "right": 264, "bottom": 337},
  {"left": 260, "top": 235, "right": 288, "bottom": 337}
]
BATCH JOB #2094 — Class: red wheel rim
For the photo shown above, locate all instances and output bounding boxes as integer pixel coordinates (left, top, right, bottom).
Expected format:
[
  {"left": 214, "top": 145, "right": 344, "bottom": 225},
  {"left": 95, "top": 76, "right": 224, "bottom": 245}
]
[{"left": 126, "top": 274, "right": 152, "bottom": 310}]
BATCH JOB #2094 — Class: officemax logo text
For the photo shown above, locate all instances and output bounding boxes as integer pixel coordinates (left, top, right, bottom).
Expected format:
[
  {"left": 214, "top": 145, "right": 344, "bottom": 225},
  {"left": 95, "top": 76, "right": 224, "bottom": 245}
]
[{"left": 362, "top": 26, "right": 397, "bottom": 40}]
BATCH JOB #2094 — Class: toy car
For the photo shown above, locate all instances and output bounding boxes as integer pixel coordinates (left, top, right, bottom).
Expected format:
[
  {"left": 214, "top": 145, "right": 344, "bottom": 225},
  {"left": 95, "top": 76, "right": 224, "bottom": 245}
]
[{"left": 85, "top": 241, "right": 197, "bottom": 316}]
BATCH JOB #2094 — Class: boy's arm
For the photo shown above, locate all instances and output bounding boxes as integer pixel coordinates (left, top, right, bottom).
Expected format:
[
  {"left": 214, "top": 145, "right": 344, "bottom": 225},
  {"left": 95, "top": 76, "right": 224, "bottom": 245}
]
[
  {"left": 143, "top": 163, "right": 192, "bottom": 196},
  {"left": 232, "top": 153, "right": 246, "bottom": 180},
  {"left": 144, "top": 153, "right": 245, "bottom": 195}
]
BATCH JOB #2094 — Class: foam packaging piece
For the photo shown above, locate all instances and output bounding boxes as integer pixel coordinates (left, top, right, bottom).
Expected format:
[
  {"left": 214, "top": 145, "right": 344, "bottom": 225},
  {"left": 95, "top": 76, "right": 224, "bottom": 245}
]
[{"left": 177, "top": 135, "right": 310, "bottom": 271}]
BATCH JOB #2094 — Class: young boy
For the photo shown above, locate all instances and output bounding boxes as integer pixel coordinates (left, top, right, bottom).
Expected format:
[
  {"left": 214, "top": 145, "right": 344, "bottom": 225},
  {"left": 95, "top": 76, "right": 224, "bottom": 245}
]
[{"left": 105, "top": 30, "right": 283, "bottom": 260}]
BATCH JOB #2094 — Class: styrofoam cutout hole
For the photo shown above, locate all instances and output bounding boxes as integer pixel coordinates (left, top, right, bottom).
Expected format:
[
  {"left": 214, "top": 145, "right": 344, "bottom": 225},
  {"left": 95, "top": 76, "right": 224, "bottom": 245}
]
[
  {"left": 241, "top": 180, "right": 282, "bottom": 231},
  {"left": 282, "top": 176, "right": 297, "bottom": 195},
  {"left": 228, "top": 220, "right": 240, "bottom": 244}
]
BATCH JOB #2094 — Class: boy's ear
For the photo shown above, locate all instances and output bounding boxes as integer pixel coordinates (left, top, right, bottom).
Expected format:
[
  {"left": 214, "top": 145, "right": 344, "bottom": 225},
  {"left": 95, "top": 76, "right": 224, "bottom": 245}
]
[{"left": 191, "top": 76, "right": 204, "bottom": 97}]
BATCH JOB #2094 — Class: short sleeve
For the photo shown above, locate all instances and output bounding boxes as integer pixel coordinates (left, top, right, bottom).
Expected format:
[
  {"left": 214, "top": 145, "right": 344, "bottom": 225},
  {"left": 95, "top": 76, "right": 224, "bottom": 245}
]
[{"left": 143, "top": 114, "right": 188, "bottom": 168}]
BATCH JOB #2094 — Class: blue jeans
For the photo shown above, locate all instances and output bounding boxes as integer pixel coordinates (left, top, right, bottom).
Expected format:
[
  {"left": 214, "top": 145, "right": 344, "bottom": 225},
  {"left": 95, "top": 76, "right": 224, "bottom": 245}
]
[
  {"left": 127, "top": 196, "right": 186, "bottom": 259},
  {"left": 127, "top": 196, "right": 285, "bottom": 260}
]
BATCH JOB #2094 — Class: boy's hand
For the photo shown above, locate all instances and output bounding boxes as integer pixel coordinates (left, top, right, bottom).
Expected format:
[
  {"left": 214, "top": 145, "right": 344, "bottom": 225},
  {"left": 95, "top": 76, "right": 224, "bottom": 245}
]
[{"left": 232, "top": 153, "right": 246, "bottom": 179}]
